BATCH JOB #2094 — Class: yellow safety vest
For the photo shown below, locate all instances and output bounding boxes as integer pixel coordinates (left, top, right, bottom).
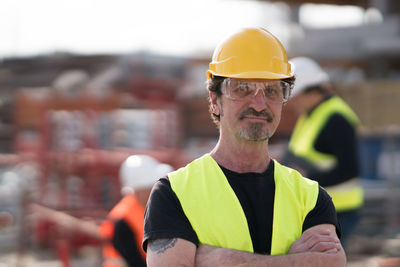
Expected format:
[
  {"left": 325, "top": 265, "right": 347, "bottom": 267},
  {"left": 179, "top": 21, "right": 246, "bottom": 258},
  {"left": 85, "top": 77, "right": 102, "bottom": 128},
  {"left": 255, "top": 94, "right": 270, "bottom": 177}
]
[
  {"left": 169, "top": 154, "right": 319, "bottom": 255},
  {"left": 288, "top": 96, "right": 363, "bottom": 212}
]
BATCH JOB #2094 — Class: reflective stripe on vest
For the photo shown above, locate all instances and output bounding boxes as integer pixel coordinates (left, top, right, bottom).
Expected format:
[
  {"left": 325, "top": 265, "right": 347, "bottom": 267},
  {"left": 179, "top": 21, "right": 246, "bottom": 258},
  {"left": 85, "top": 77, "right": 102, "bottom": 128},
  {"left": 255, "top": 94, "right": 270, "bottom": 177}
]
[
  {"left": 169, "top": 154, "right": 319, "bottom": 255},
  {"left": 288, "top": 96, "right": 363, "bottom": 212},
  {"left": 326, "top": 178, "right": 363, "bottom": 212},
  {"left": 100, "top": 194, "right": 146, "bottom": 267}
]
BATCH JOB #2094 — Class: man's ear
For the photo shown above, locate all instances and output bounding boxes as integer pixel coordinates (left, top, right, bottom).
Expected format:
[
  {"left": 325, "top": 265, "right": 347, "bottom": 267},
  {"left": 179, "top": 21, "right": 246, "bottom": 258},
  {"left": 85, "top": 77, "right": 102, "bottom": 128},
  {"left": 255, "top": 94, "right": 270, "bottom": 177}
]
[{"left": 209, "top": 91, "right": 220, "bottom": 115}]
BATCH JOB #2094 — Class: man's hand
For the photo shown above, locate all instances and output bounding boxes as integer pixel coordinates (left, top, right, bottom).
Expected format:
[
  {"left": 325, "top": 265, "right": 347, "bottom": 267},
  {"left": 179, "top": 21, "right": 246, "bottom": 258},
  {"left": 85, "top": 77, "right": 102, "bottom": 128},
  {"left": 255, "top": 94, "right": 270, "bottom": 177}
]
[
  {"left": 289, "top": 224, "right": 342, "bottom": 254},
  {"left": 195, "top": 229, "right": 345, "bottom": 267}
]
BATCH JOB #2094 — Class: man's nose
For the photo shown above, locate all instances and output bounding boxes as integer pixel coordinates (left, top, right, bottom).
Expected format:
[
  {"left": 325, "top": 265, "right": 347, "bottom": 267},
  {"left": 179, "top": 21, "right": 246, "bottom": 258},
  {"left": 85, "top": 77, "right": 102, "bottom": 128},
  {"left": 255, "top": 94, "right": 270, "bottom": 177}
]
[{"left": 250, "top": 89, "right": 268, "bottom": 111}]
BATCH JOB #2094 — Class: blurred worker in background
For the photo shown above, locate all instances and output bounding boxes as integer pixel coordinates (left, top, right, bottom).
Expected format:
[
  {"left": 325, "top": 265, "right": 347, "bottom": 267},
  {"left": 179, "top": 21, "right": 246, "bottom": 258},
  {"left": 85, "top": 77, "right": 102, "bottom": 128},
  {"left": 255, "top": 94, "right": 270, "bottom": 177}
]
[
  {"left": 100, "top": 154, "right": 173, "bottom": 267},
  {"left": 144, "top": 28, "right": 346, "bottom": 267},
  {"left": 281, "top": 57, "right": 364, "bottom": 248},
  {"left": 31, "top": 154, "right": 173, "bottom": 267}
]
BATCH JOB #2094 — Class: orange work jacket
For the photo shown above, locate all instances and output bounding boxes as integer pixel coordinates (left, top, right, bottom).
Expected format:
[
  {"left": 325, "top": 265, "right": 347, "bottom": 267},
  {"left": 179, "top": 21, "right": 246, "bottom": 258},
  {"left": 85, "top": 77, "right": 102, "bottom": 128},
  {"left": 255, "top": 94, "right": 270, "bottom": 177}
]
[{"left": 99, "top": 194, "right": 146, "bottom": 267}]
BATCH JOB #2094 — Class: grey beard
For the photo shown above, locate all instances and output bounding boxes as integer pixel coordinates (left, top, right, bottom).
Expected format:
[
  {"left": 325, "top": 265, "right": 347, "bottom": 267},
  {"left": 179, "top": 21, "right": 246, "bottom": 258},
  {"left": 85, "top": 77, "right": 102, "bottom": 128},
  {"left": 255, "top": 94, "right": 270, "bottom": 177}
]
[{"left": 237, "top": 122, "right": 270, "bottom": 141}]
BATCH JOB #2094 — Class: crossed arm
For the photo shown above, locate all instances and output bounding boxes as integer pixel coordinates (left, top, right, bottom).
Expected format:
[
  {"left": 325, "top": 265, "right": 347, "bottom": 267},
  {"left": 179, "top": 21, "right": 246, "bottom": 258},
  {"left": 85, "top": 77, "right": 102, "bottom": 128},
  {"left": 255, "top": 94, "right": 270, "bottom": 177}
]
[{"left": 146, "top": 224, "right": 346, "bottom": 267}]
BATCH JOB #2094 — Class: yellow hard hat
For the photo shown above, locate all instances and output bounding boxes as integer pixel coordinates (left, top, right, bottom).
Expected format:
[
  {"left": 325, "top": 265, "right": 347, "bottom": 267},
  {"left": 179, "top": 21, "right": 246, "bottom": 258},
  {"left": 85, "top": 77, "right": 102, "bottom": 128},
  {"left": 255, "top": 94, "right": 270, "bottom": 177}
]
[{"left": 207, "top": 27, "right": 293, "bottom": 80}]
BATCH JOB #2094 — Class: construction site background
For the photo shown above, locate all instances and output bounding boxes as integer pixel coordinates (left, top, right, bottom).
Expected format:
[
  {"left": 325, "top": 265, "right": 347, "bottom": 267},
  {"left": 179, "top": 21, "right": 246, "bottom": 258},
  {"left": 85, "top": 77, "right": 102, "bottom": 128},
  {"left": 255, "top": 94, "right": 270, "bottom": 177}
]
[{"left": 1, "top": 1, "right": 400, "bottom": 266}]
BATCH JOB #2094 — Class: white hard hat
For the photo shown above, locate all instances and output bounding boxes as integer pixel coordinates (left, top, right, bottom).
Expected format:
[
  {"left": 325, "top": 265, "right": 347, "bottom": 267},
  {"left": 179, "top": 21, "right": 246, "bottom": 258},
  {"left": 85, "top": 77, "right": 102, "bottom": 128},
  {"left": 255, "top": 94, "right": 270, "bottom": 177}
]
[
  {"left": 119, "top": 154, "right": 173, "bottom": 192},
  {"left": 290, "top": 57, "right": 329, "bottom": 97}
]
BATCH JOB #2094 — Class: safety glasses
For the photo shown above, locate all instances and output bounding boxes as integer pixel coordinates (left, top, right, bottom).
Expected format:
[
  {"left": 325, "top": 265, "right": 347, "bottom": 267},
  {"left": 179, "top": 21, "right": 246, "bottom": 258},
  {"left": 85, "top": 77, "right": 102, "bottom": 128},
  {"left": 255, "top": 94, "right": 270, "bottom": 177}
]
[{"left": 222, "top": 78, "right": 291, "bottom": 103}]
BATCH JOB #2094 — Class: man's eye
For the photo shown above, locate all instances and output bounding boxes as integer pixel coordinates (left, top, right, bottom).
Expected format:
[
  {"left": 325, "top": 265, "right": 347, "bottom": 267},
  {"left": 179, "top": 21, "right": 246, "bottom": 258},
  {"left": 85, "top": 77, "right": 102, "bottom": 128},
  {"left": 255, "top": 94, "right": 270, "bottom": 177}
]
[
  {"left": 235, "top": 85, "right": 250, "bottom": 93},
  {"left": 265, "top": 87, "right": 278, "bottom": 95}
]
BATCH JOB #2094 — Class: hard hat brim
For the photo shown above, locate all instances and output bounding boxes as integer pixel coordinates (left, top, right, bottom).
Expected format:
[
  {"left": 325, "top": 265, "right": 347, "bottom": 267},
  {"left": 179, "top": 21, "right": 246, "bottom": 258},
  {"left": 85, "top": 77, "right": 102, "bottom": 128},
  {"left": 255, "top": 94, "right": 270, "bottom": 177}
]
[{"left": 207, "top": 70, "right": 294, "bottom": 80}]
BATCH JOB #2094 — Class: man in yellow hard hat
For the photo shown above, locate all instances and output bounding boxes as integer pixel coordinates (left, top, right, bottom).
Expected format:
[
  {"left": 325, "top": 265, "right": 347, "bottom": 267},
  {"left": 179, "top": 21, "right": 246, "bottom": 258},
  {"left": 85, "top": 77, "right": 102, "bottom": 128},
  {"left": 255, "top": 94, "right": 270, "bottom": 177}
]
[
  {"left": 282, "top": 57, "right": 363, "bottom": 248},
  {"left": 143, "top": 28, "right": 346, "bottom": 266}
]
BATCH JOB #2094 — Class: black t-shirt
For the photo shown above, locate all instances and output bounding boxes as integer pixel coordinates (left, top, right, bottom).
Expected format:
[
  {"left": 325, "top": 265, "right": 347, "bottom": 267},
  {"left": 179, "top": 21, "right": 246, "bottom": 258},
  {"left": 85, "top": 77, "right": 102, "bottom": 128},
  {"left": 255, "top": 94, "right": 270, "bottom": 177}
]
[
  {"left": 112, "top": 219, "right": 146, "bottom": 267},
  {"left": 143, "top": 161, "right": 340, "bottom": 254}
]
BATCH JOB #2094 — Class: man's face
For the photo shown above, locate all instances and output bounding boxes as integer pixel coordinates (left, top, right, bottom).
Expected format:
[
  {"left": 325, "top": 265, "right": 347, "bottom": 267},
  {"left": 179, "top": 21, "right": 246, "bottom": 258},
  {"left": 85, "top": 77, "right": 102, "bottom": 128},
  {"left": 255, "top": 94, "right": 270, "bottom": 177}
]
[{"left": 211, "top": 78, "right": 285, "bottom": 142}]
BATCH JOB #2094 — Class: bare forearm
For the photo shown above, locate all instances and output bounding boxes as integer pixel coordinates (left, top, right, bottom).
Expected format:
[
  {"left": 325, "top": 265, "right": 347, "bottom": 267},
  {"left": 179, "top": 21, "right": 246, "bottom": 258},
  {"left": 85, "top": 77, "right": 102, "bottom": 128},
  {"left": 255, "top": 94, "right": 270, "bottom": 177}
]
[
  {"left": 29, "top": 204, "right": 102, "bottom": 240},
  {"left": 147, "top": 238, "right": 196, "bottom": 267},
  {"left": 195, "top": 245, "right": 346, "bottom": 267},
  {"left": 148, "top": 226, "right": 346, "bottom": 267}
]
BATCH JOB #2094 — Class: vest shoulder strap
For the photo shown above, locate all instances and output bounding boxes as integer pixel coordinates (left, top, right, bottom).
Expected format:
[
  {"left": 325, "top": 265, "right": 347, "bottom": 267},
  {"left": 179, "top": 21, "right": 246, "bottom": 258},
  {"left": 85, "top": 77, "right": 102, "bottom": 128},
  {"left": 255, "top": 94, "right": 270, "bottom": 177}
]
[
  {"left": 271, "top": 160, "right": 319, "bottom": 255},
  {"left": 169, "top": 154, "right": 253, "bottom": 252}
]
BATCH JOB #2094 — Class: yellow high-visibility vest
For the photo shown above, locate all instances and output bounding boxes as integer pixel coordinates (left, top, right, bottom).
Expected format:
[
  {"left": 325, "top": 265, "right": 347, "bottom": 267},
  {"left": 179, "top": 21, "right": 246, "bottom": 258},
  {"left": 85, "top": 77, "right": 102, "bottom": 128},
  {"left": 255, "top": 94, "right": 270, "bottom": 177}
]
[
  {"left": 288, "top": 96, "right": 363, "bottom": 212},
  {"left": 169, "top": 154, "right": 318, "bottom": 255}
]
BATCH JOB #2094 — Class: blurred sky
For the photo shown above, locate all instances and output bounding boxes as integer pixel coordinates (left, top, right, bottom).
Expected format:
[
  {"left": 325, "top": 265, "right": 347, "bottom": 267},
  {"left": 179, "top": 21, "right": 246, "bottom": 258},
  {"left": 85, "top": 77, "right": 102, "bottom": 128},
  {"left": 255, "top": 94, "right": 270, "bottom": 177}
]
[{"left": 1, "top": 0, "right": 368, "bottom": 58}]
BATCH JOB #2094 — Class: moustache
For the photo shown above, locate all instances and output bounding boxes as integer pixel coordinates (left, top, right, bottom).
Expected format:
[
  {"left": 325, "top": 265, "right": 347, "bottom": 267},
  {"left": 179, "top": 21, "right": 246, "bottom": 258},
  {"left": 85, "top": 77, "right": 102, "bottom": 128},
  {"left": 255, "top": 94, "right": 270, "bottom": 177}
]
[{"left": 238, "top": 109, "right": 273, "bottom": 122}]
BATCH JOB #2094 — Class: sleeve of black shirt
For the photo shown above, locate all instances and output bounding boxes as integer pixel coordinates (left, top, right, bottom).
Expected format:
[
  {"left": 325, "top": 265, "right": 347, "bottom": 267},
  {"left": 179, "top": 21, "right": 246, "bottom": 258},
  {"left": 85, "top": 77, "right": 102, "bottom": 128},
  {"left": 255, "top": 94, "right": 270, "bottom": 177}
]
[
  {"left": 112, "top": 219, "right": 146, "bottom": 267},
  {"left": 142, "top": 178, "right": 198, "bottom": 252},
  {"left": 307, "top": 114, "right": 359, "bottom": 187},
  {"left": 302, "top": 186, "right": 341, "bottom": 239}
]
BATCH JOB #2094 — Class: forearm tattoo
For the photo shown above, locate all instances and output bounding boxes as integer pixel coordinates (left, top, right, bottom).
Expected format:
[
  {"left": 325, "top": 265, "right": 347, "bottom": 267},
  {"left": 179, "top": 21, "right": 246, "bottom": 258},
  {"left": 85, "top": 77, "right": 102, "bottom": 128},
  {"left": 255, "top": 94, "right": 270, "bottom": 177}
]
[{"left": 149, "top": 238, "right": 178, "bottom": 254}]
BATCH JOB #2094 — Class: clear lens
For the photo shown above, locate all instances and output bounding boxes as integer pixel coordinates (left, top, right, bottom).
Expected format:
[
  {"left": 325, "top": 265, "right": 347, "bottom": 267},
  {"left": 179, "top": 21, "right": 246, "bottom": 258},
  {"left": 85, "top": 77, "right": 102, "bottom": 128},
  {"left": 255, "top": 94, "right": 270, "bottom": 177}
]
[
  {"left": 222, "top": 79, "right": 291, "bottom": 103},
  {"left": 281, "top": 82, "right": 291, "bottom": 103}
]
